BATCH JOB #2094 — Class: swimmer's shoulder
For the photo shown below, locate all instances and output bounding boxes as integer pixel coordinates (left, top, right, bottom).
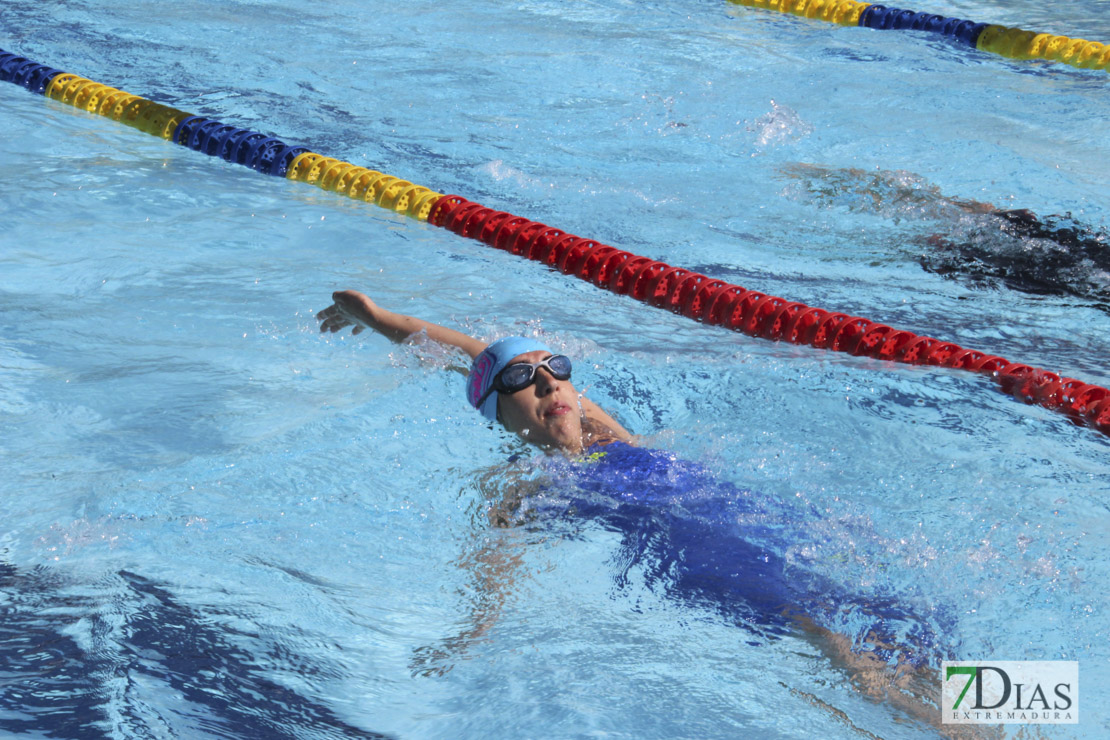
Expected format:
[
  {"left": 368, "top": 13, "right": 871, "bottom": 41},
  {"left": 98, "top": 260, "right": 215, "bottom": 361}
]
[
  {"left": 579, "top": 396, "right": 634, "bottom": 443},
  {"left": 581, "top": 414, "right": 635, "bottom": 450}
]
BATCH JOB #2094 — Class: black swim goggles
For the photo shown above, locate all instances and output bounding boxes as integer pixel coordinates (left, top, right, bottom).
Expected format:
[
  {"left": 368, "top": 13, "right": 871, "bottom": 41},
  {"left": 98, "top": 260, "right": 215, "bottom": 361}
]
[{"left": 477, "top": 355, "right": 573, "bottom": 408}]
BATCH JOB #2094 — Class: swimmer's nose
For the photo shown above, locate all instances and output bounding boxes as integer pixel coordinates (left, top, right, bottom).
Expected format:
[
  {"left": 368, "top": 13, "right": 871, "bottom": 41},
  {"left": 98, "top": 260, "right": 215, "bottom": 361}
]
[{"left": 534, "top": 367, "right": 560, "bottom": 396}]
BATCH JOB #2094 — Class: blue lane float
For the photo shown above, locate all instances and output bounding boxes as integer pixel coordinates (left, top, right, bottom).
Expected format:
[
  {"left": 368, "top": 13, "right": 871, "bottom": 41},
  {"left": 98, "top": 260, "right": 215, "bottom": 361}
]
[
  {"left": 0, "top": 51, "right": 64, "bottom": 93},
  {"left": 173, "top": 116, "right": 309, "bottom": 177},
  {"left": 857, "top": 5, "right": 985, "bottom": 46}
]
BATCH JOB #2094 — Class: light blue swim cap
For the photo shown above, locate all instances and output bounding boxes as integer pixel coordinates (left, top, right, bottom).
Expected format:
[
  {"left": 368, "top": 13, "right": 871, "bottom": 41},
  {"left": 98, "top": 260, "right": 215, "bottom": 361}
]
[{"left": 466, "top": 336, "right": 552, "bottom": 422}]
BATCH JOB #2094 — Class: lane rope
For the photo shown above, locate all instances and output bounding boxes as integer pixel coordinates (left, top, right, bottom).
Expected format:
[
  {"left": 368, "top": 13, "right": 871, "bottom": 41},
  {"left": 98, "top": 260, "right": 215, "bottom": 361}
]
[
  {"left": 728, "top": 0, "right": 1110, "bottom": 73},
  {"left": 0, "top": 50, "right": 443, "bottom": 219},
  {"left": 3, "top": 49, "right": 1108, "bottom": 437}
]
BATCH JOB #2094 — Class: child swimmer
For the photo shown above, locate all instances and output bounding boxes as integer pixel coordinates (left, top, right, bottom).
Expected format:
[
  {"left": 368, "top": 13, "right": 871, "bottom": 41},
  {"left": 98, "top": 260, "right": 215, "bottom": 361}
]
[{"left": 317, "top": 288, "right": 960, "bottom": 733}]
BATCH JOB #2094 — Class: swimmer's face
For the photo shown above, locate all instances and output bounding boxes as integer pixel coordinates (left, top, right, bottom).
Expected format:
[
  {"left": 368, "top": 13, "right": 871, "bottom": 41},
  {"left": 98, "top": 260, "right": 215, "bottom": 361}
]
[{"left": 496, "top": 350, "right": 583, "bottom": 453}]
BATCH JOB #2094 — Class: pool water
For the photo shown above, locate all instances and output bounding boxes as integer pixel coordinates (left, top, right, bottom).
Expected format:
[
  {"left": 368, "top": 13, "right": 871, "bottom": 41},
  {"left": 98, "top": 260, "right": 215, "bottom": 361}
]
[{"left": 2, "top": 0, "right": 1109, "bottom": 737}]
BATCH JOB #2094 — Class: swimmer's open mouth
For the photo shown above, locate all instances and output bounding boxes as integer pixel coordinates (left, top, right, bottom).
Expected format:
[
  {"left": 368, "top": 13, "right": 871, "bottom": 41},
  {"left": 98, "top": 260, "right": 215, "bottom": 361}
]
[{"left": 544, "top": 403, "right": 572, "bottom": 419}]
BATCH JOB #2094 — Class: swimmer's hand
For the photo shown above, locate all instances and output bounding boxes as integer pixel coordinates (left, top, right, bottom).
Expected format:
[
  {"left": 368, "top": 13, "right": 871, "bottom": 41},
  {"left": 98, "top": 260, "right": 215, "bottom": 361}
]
[{"left": 316, "top": 290, "right": 377, "bottom": 335}]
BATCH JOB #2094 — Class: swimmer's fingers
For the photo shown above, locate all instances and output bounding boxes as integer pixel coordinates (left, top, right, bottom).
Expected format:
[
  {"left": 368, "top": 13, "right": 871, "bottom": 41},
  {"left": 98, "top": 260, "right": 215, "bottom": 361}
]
[
  {"left": 316, "top": 304, "right": 355, "bottom": 333},
  {"left": 315, "top": 303, "right": 341, "bottom": 322},
  {"left": 329, "top": 291, "right": 377, "bottom": 327},
  {"left": 318, "top": 290, "right": 380, "bottom": 336}
]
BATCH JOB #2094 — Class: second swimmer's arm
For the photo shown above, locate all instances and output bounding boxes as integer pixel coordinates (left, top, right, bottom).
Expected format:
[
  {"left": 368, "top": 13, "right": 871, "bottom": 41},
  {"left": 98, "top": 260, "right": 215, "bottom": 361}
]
[{"left": 318, "top": 289, "right": 488, "bottom": 359}]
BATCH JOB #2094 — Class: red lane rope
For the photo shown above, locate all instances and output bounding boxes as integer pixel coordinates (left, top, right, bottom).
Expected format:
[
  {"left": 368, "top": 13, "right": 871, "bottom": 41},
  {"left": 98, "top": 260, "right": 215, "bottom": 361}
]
[{"left": 428, "top": 195, "right": 1110, "bottom": 437}]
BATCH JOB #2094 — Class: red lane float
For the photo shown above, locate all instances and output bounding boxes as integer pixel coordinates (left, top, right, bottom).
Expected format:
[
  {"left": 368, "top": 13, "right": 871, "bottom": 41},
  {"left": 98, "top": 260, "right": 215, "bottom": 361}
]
[{"left": 428, "top": 194, "right": 1110, "bottom": 437}]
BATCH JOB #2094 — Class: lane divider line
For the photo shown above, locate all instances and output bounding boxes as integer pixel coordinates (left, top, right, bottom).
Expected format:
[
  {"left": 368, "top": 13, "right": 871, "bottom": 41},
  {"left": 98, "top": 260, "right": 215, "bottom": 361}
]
[
  {"left": 728, "top": 1, "right": 1110, "bottom": 73},
  {"left": 0, "top": 50, "right": 444, "bottom": 218}
]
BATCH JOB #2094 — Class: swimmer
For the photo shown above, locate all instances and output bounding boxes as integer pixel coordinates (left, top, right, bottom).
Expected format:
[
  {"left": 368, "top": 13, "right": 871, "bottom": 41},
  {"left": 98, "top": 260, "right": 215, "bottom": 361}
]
[
  {"left": 782, "top": 163, "right": 1110, "bottom": 309},
  {"left": 923, "top": 209, "right": 1110, "bottom": 306},
  {"left": 317, "top": 289, "right": 976, "bottom": 735}
]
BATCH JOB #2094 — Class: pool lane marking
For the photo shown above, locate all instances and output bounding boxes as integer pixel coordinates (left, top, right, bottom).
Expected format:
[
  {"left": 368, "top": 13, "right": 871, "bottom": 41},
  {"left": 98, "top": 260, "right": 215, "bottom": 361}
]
[
  {"left": 728, "top": 0, "right": 1110, "bottom": 73},
  {"left": 0, "top": 51, "right": 444, "bottom": 219},
  {"left": 3, "top": 50, "right": 1108, "bottom": 437}
]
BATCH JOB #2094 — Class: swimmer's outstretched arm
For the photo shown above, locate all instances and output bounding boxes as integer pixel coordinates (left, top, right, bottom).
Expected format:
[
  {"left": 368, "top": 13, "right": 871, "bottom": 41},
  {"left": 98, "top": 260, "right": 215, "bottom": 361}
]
[
  {"left": 317, "top": 290, "right": 487, "bottom": 358},
  {"left": 318, "top": 289, "right": 634, "bottom": 441}
]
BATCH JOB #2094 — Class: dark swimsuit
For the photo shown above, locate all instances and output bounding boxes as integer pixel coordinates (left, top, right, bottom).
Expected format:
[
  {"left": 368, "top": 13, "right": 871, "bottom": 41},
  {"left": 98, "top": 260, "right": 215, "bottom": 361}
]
[
  {"left": 526, "top": 442, "right": 945, "bottom": 664},
  {"left": 922, "top": 209, "right": 1110, "bottom": 308}
]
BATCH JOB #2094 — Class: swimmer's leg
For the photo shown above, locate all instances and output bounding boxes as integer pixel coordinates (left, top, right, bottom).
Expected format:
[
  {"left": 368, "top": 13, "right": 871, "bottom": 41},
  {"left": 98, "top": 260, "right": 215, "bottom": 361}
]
[{"left": 792, "top": 616, "right": 1002, "bottom": 739}]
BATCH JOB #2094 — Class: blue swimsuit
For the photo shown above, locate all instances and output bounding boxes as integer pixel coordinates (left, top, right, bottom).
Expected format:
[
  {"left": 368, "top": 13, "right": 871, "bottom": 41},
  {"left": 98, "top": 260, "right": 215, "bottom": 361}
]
[{"left": 525, "top": 442, "right": 944, "bottom": 664}]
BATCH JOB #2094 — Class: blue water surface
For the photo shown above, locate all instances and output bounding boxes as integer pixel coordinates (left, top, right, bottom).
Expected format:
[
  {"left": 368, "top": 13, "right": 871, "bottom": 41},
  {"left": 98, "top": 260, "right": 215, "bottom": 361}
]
[{"left": 2, "top": 0, "right": 1109, "bottom": 737}]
